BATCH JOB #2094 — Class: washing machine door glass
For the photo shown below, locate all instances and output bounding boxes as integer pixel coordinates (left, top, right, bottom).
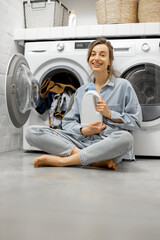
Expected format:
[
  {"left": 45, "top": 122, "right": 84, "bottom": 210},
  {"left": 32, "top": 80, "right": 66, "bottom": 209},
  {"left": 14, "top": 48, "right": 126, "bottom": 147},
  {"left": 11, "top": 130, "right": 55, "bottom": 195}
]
[
  {"left": 5, "top": 53, "right": 39, "bottom": 128},
  {"left": 122, "top": 63, "right": 160, "bottom": 122}
]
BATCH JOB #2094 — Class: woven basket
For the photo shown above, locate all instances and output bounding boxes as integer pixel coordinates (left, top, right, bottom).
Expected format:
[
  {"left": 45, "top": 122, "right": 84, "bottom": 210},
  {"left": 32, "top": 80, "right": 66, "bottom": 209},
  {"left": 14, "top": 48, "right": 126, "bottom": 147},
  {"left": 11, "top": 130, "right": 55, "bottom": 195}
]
[
  {"left": 96, "top": 0, "right": 138, "bottom": 24},
  {"left": 138, "top": 0, "right": 160, "bottom": 23},
  {"left": 95, "top": 0, "right": 106, "bottom": 24}
]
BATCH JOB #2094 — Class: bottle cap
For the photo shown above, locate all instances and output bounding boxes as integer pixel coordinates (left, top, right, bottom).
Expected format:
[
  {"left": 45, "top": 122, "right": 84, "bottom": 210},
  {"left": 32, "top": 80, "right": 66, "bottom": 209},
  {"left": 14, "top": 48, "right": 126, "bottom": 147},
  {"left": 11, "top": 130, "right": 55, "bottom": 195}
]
[
  {"left": 88, "top": 83, "right": 96, "bottom": 91},
  {"left": 70, "top": 10, "right": 76, "bottom": 15}
]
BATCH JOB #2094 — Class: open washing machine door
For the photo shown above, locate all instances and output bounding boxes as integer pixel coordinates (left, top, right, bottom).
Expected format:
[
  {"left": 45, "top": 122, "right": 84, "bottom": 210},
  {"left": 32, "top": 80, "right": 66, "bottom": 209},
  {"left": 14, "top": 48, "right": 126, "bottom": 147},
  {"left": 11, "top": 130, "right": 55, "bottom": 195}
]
[{"left": 5, "top": 53, "right": 40, "bottom": 128}]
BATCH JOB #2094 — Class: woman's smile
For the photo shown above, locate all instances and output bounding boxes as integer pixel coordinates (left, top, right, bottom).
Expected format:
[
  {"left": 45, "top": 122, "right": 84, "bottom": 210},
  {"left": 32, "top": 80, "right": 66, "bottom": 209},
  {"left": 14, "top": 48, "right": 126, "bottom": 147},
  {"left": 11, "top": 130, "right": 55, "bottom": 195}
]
[{"left": 92, "top": 62, "right": 102, "bottom": 68}]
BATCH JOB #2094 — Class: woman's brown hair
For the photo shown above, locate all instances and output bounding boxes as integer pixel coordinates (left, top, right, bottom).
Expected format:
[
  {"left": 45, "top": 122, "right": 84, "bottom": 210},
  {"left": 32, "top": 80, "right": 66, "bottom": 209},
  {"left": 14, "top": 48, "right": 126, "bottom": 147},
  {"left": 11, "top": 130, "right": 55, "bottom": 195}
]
[{"left": 87, "top": 38, "right": 114, "bottom": 80}]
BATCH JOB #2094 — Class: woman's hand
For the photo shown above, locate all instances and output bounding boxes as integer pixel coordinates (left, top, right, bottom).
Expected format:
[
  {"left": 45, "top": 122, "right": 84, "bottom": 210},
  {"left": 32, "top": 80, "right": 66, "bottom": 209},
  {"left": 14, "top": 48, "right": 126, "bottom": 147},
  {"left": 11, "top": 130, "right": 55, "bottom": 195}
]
[
  {"left": 81, "top": 121, "right": 106, "bottom": 136},
  {"left": 96, "top": 97, "right": 111, "bottom": 119}
]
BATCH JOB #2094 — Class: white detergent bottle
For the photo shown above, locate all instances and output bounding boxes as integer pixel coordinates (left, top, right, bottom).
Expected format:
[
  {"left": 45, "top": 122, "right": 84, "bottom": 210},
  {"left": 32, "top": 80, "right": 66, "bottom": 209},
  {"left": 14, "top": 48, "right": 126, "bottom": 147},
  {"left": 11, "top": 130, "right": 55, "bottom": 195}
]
[
  {"left": 80, "top": 83, "right": 103, "bottom": 127},
  {"left": 68, "top": 10, "right": 77, "bottom": 26}
]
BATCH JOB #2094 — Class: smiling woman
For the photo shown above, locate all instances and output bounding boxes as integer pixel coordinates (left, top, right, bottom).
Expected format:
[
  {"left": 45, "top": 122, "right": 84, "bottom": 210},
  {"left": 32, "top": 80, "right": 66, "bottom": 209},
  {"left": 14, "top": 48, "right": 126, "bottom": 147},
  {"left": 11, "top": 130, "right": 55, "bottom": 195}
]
[
  {"left": 25, "top": 38, "right": 142, "bottom": 170},
  {"left": 87, "top": 38, "right": 114, "bottom": 81}
]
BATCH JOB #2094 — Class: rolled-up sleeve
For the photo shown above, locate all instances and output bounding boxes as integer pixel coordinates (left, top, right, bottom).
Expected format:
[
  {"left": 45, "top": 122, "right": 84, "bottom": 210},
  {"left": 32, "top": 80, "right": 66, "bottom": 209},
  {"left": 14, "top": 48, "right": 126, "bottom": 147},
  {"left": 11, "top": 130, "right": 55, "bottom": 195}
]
[{"left": 107, "top": 84, "right": 142, "bottom": 131}]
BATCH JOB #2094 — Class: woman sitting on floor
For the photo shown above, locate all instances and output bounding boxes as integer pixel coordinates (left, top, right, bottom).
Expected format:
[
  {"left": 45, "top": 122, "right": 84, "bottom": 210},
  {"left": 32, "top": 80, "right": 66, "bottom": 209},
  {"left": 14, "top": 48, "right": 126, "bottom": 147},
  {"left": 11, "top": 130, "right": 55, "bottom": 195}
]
[{"left": 26, "top": 38, "right": 142, "bottom": 170}]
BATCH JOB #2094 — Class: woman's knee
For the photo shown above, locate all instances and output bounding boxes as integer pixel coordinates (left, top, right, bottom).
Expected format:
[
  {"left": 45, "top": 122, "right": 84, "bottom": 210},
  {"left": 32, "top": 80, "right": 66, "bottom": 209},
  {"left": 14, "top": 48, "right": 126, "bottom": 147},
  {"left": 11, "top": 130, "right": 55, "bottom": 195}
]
[
  {"left": 25, "top": 126, "right": 34, "bottom": 145},
  {"left": 25, "top": 125, "right": 42, "bottom": 145},
  {"left": 120, "top": 131, "right": 134, "bottom": 149}
]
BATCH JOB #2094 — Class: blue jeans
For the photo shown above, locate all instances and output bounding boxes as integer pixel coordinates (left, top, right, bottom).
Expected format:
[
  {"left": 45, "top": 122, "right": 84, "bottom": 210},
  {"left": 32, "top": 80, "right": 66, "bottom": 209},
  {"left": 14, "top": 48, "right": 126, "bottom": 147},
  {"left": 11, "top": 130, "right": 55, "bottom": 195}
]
[{"left": 25, "top": 125, "right": 133, "bottom": 165}]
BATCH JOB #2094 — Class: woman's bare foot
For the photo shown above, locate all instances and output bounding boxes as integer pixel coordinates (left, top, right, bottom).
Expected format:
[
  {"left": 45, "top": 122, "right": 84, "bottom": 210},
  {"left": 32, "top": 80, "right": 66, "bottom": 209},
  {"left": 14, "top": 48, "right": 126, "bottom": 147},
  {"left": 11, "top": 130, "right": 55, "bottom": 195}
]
[
  {"left": 90, "top": 159, "right": 118, "bottom": 170},
  {"left": 33, "top": 147, "right": 81, "bottom": 168},
  {"left": 33, "top": 155, "right": 65, "bottom": 167},
  {"left": 33, "top": 151, "right": 81, "bottom": 168}
]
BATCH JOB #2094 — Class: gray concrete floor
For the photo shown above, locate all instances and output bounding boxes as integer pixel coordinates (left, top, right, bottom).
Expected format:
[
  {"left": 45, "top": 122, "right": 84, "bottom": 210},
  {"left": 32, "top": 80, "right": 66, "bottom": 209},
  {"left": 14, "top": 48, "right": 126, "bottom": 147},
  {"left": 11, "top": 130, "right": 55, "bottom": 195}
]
[{"left": 0, "top": 151, "right": 160, "bottom": 240}]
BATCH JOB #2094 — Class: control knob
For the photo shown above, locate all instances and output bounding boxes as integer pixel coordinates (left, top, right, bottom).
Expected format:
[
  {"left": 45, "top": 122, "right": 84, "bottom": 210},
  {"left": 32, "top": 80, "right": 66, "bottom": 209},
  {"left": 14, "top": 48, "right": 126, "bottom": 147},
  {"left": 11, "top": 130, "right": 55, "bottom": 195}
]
[
  {"left": 142, "top": 43, "right": 150, "bottom": 52},
  {"left": 57, "top": 42, "right": 64, "bottom": 51}
]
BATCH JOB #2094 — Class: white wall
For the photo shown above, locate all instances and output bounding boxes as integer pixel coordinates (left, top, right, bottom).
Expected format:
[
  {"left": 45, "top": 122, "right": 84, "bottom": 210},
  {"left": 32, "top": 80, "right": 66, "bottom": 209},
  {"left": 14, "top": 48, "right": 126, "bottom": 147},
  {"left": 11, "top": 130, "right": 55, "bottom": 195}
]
[
  {"left": 61, "top": 0, "right": 98, "bottom": 25},
  {"left": 0, "top": 0, "right": 24, "bottom": 152}
]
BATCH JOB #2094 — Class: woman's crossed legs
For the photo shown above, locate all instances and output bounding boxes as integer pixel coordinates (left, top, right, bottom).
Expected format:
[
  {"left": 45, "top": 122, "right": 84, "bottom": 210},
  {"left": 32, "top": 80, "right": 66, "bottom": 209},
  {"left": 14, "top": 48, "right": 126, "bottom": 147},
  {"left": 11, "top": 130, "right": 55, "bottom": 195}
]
[
  {"left": 33, "top": 147, "right": 118, "bottom": 170},
  {"left": 26, "top": 126, "right": 133, "bottom": 171}
]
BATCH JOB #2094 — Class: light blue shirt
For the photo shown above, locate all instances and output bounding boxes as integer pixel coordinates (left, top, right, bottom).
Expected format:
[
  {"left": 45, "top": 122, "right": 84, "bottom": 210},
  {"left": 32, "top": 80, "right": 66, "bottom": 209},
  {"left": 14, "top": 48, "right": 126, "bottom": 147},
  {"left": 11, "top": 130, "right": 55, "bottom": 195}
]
[{"left": 62, "top": 76, "right": 142, "bottom": 160}]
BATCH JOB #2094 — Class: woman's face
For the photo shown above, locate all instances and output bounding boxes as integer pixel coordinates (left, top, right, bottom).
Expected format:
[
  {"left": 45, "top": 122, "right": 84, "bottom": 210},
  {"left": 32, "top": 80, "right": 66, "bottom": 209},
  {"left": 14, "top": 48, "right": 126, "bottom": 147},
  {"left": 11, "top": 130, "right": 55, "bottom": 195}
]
[{"left": 88, "top": 44, "right": 110, "bottom": 73}]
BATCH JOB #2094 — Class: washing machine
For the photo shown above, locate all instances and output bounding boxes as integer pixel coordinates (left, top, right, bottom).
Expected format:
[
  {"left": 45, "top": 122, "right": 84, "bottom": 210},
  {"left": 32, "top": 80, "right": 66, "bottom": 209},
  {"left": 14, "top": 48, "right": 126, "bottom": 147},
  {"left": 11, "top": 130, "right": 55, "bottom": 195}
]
[
  {"left": 5, "top": 38, "right": 160, "bottom": 156},
  {"left": 5, "top": 40, "right": 91, "bottom": 150},
  {"left": 111, "top": 38, "right": 160, "bottom": 157}
]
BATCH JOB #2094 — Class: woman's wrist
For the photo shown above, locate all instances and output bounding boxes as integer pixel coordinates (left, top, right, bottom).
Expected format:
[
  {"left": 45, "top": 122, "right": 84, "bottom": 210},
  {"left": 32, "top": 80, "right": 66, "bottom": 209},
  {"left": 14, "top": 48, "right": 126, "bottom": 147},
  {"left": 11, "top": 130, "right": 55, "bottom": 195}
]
[
  {"left": 107, "top": 109, "right": 111, "bottom": 119},
  {"left": 104, "top": 109, "right": 111, "bottom": 119},
  {"left": 80, "top": 127, "right": 88, "bottom": 136},
  {"left": 80, "top": 127, "right": 84, "bottom": 135}
]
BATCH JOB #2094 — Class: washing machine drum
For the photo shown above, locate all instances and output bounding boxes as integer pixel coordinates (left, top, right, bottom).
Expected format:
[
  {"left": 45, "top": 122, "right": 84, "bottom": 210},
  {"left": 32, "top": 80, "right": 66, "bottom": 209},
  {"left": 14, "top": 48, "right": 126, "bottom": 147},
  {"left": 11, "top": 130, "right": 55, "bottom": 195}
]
[
  {"left": 122, "top": 63, "right": 160, "bottom": 122},
  {"left": 5, "top": 53, "right": 40, "bottom": 128}
]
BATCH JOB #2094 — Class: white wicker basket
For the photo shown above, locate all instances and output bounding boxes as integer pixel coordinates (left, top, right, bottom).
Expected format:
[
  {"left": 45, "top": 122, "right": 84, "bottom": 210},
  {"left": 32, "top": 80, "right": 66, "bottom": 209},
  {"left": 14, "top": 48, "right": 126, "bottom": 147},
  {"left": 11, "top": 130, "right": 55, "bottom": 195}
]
[{"left": 24, "top": 0, "right": 69, "bottom": 28}]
